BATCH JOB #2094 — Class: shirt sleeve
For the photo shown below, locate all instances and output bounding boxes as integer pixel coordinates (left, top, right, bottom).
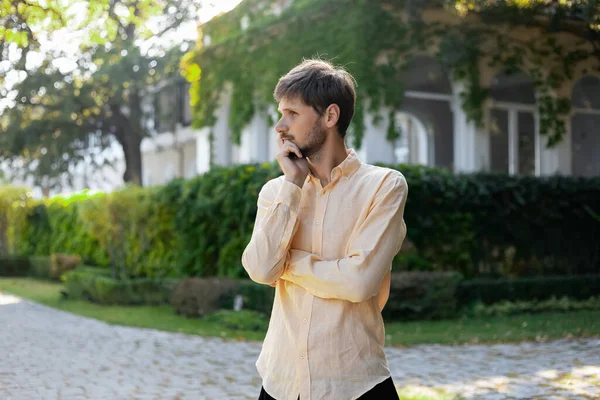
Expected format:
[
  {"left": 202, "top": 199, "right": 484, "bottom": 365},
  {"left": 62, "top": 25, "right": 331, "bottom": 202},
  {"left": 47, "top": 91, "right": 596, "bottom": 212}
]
[
  {"left": 241, "top": 178, "right": 303, "bottom": 285},
  {"left": 280, "top": 172, "right": 408, "bottom": 302}
]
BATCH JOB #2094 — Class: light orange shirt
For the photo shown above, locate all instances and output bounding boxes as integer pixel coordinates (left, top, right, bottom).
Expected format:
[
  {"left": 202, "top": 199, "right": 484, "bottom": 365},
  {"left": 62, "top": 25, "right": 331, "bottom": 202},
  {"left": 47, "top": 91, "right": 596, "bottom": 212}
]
[{"left": 242, "top": 149, "right": 408, "bottom": 400}]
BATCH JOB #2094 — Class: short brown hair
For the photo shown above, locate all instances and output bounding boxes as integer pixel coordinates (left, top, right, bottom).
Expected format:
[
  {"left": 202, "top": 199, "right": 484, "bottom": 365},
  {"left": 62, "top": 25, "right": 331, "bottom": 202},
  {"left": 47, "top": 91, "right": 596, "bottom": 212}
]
[{"left": 274, "top": 59, "right": 357, "bottom": 138}]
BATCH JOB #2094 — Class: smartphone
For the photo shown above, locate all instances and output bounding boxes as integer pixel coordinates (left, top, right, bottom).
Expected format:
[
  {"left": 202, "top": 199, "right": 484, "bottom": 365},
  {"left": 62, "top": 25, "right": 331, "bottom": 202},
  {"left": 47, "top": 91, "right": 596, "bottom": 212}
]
[{"left": 289, "top": 151, "right": 302, "bottom": 160}]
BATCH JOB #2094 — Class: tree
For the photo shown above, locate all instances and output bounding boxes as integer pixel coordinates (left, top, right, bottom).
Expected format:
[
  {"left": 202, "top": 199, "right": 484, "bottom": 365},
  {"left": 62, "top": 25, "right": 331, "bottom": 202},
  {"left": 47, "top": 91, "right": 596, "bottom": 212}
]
[
  {"left": 0, "top": 0, "right": 198, "bottom": 189},
  {"left": 1, "top": 0, "right": 65, "bottom": 70}
]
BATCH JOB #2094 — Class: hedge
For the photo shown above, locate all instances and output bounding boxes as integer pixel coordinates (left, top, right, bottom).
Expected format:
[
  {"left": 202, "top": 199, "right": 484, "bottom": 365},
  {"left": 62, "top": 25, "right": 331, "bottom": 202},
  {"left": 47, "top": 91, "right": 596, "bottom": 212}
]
[
  {"left": 0, "top": 255, "right": 80, "bottom": 281},
  {"left": 378, "top": 164, "right": 600, "bottom": 278},
  {"left": 0, "top": 256, "right": 30, "bottom": 277},
  {"left": 457, "top": 274, "right": 600, "bottom": 306},
  {"left": 382, "top": 271, "right": 463, "bottom": 321},
  {"left": 62, "top": 267, "right": 180, "bottom": 305},
  {"left": 3, "top": 162, "right": 599, "bottom": 279},
  {"left": 171, "top": 277, "right": 275, "bottom": 317}
]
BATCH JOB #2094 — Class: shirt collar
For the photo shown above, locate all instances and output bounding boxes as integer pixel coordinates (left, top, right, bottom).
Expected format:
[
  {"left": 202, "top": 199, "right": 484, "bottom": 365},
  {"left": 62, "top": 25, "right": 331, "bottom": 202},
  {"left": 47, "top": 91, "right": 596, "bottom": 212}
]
[{"left": 306, "top": 148, "right": 362, "bottom": 182}]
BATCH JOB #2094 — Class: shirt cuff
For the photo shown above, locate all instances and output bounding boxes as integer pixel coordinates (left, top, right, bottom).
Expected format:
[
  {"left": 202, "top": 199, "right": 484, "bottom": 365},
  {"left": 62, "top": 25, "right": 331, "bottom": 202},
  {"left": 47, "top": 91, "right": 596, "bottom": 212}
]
[{"left": 275, "top": 179, "right": 303, "bottom": 214}]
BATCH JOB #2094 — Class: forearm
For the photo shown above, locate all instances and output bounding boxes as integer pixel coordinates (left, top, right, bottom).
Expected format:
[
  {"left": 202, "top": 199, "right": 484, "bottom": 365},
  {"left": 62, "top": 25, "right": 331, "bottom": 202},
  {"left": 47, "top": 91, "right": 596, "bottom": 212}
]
[
  {"left": 280, "top": 173, "right": 408, "bottom": 301},
  {"left": 242, "top": 180, "right": 302, "bottom": 284}
]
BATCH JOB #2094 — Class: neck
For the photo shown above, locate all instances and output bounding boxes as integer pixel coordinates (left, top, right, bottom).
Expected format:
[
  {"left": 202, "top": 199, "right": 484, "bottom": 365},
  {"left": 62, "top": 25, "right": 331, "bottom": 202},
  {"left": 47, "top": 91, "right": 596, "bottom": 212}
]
[{"left": 307, "top": 134, "right": 348, "bottom": 187}]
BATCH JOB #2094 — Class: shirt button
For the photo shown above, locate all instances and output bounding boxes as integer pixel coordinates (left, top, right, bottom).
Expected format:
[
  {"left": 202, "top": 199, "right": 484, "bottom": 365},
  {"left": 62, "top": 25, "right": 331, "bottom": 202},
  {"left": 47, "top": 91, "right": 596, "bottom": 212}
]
[
  {"left": 316, "top": 220, "right": 320, "bottom": 225},
  {"left": 317, "top": 192, "right": 321, "bottom": 196},
  {"left": 303, "top": 319, "right": 307, "bottom": 324},
  {"left": 300, "top": 354, "right": 305, "bottom": 359}
]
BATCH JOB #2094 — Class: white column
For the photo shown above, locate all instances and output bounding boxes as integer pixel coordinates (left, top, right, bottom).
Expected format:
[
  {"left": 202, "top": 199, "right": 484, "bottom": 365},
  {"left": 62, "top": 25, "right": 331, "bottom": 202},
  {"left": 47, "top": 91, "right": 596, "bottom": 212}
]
[
  {"left": 239, "top": 111, "right": 269, "bottom": 163},
  {"left": 196, "top": 127, "right": 211, "bottom": 174},
  {"left": 268, "top": 105, "right": 280, "bottom": 161},
  {"left": 452, "top": 81, "right": 478, "bottom": 173},
  {"left": 475, "top": 125, "right": 490, "bottom": 172},
  {"left": 362, "top": 105, "right": 396, "bottom": 164},
  {"left": 508, "top": 109, "right": 518, "bottom": 175},
  {"left": 539, "top": 132, "right": 563, "bottom": 176},
  {"left": 212, "top": 85, "right": 233, "bottom": 167}
]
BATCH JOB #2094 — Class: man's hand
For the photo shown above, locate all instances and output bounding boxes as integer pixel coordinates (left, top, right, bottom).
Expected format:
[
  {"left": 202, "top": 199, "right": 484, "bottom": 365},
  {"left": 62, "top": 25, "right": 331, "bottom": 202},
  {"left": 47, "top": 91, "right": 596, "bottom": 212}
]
[{"left": 276, "top": 139, "right": 309, "bottom": 188}]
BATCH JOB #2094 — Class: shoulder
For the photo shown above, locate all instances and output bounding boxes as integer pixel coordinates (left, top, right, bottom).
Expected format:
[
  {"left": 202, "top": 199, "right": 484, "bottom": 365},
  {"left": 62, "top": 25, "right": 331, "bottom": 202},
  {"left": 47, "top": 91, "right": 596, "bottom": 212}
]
[
  {"left": 359, "top": 164, "right": 408, "bottom": 193},
  {"left": 258, "top": 175, "right": 286, "bottom": 199}
]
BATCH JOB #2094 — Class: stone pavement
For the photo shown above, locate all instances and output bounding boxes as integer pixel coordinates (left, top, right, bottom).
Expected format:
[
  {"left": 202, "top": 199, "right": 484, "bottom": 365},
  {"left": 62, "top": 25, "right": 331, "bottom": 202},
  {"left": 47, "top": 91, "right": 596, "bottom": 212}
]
[{"left": 0, "top": 292, "right": 598, "bottom": 400}]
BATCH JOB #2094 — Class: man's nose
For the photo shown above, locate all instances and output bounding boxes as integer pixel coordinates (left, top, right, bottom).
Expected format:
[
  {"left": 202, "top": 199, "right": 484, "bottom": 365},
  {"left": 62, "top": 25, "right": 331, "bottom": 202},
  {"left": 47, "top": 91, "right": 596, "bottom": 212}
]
[{"left": 275, "top": 119, "right": 287, "bottom": 134}]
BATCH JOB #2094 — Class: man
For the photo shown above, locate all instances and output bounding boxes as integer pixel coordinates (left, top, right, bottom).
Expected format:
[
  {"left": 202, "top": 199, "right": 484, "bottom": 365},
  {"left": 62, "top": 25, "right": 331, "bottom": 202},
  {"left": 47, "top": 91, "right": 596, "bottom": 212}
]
[{"left": 242, "top": 59, "right": 408, "bottom": 400}]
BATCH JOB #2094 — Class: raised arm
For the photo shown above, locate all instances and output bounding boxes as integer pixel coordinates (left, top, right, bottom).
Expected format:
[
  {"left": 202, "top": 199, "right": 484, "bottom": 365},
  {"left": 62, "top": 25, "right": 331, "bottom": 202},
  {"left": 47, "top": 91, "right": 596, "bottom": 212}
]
[{"left": 241, "top": 179, "right": 302, "bottom": 285}]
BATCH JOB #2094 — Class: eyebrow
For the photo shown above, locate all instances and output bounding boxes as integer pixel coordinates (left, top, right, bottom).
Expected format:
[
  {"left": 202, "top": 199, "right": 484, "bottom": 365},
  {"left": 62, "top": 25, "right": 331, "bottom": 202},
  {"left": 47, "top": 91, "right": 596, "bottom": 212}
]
[{"left": 277, "top": 106, "right": 300, "bottom": 114}]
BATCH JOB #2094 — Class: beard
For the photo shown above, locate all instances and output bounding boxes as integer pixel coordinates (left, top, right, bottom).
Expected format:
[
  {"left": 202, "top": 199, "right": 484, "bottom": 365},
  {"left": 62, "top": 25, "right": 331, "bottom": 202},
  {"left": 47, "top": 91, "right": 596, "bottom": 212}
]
[{"left": 298, "top": 119, "right": 327, "bottom": 159}]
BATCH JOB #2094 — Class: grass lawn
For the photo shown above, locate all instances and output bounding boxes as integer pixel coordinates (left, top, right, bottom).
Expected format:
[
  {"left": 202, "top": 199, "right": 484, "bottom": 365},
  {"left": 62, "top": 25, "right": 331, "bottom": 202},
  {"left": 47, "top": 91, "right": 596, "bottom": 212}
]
[
  {"left": 0, "top": 277, "right": 265, "bottom": 341},
  {"left": 1, "top": 277, "right": 599, "bottom": 348}
]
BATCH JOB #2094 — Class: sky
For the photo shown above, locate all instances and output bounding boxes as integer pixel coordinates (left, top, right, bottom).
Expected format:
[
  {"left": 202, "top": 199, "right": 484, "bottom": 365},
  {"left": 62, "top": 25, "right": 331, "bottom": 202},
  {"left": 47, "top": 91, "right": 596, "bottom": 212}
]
[{"left": 0, "top": 0, "right": 244, "bottom": 110}]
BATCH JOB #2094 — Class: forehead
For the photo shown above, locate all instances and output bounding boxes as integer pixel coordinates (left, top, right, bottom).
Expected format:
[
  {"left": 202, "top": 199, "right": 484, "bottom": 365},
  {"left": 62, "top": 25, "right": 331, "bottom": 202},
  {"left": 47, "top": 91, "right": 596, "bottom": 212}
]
[{"left": 277, "top": 96, "right": 312, "bottom": 113}]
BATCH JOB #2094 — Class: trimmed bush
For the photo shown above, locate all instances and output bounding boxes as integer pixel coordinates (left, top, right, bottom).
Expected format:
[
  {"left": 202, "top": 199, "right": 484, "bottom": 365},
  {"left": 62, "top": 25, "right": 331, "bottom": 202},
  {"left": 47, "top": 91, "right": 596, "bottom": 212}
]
[
  {"left": 163, "top": 163, "right": 281, "bottom": 278},
  {"left": 202, "top": 310, "right": 269, "bottom": 332},
  {"left": 5, "top": 162, "right": 600, "bottom": 280},
  {"left": 63, "top": 268, "right": 178, "bottom": 305},
  {"left": 171, "top": 277, "right": 241, "bottom": 317},
  {"left": 28, "top": 256, "right": 52, "bottom": 279},
  {"left": 49, "top": 253, "right": 81, "bottom": 280},
  {"left": 378, "top": 164, "right": 600, "bottom": 278},
  {"left": 0, "top": 256, "right": 30, "bottom": 276},
  {"left": 18, "top": 195, "right": 110, "bottom": 266},
  {"left": 219, "top": 280, "right": 276, "bottom": 316},
  {"left": 172, "top": 277, "right": 276, "bottom": 318},
  {"left": 382, "top": 271, "right": 463, "bottom": 321},
  {"left": 0, "top": 186, "right": 32, "bottom": 256},
  {"left": 464, "top": 296, "right": 600, "bottom": 318},
  {"left": 456, "top": 274, "right": 600, "bottom": 306}
]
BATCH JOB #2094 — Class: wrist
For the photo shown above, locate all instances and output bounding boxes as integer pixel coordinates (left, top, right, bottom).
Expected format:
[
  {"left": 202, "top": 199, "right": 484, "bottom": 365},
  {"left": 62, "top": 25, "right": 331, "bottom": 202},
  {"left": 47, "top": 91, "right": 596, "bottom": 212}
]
[{"left": 285, "top": 175, "right": 305, "bottom": 188}]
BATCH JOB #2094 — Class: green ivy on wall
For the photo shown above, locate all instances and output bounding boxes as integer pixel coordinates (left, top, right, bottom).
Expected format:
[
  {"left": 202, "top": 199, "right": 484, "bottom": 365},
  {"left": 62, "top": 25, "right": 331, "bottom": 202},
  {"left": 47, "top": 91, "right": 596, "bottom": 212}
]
[{"left": 182, "top": 0, "right": 596, "bottom": 150}]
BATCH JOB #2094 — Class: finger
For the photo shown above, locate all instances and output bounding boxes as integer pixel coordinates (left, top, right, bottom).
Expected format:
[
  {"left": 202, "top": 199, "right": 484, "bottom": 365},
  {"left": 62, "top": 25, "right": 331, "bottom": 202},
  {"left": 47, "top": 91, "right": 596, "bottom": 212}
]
[{"left": 283, "top": 140, "right": 302, "bottom": 158}]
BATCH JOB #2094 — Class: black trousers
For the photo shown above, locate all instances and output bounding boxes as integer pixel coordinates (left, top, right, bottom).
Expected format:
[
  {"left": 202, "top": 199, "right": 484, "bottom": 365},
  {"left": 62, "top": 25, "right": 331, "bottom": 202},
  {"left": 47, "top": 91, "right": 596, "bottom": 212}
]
[{"left": 258, "top": 376, "right": 399, "bottom": 400}]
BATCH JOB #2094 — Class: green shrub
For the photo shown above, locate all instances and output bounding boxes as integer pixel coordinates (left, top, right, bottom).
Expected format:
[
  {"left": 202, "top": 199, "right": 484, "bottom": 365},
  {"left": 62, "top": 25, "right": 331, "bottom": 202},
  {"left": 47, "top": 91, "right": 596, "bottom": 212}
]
[
  {"left": 78, "top": 186, "right": 180, "bottom": 279},
  {"left": 219, "top": 280, "right": 275, "bottom": 316},
  {"left": 171, "top": 277, "right": 241, "bottom": 317},
  {"left": 202, "top": 310, "right": 269, "bottom": 332},
  {"left": 378, "top": 164, "right": 600, "bottom": 278},
  {"left": 456, "top": 274, "right": 600, "bottom": 306},
  {"left": 49, "top": 253, "right": 82, "bottom": 280},
  {"left": 28, "top": 256, "right": 52, "bottom": 279},
  {"left": 171, "top": 277, "right": 275, "bottom": 318},
  {"left": 0, "top": 186, "right": 32, "bottom": 256},
  {"left": 0, "top": 256, "right": 30, "bottom": 276},
  {"left": 382, "top": 271, "right": 463, "bottom": 321},
  {"left": 164, "top": 163, "right": 281, "bottom": 278},
  {"left": 6, "top": 161, "right": 600, "bottom": 280},
  {"left": 18, "top": 194, "right": 110, "bottom": 266},
  {"left": 464, "top": 296, "right": 600, "bottom": 318},
  {"left": 63, "top": 268, "right": 178, "bottom": 305}
]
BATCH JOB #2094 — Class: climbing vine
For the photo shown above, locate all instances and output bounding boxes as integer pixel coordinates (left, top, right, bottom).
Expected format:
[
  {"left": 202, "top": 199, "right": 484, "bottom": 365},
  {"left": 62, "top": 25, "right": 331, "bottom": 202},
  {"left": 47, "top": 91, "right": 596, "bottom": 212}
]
[{"left": 181, "top": 0, "right": 599, "bottom": 149}]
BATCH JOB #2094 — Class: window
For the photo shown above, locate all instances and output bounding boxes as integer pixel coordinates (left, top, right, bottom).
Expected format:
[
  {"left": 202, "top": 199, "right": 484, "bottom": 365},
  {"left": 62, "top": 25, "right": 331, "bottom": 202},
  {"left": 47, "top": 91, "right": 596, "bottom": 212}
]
[{"left": 489, "top": 71, "right": 538, "bottom": 176}]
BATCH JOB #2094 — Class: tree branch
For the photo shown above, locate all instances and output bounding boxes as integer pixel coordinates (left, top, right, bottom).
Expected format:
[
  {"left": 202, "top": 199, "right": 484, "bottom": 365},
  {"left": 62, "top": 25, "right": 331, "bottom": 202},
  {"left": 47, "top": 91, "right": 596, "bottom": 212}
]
[{"left": 107, "top": 0, "right": 127, "bottom": 35}]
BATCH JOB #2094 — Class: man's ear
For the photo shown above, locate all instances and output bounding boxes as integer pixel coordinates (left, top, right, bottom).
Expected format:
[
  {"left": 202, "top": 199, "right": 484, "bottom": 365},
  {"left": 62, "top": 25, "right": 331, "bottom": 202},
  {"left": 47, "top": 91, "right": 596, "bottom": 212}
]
[{"left": 324, "top": 104, "right": 340, "bottom": 128}]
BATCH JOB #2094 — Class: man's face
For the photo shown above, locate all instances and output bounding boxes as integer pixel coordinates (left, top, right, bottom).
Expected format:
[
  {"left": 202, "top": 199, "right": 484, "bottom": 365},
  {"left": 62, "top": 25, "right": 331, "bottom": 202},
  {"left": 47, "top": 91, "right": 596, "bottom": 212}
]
[{"left": 275, "top": 96, "right": 327, "bottom": 158}]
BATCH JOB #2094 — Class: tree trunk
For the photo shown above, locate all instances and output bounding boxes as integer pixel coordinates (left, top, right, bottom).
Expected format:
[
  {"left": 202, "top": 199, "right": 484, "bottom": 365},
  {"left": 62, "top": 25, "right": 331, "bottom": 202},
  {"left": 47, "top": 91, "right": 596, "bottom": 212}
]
[
  {"left": 121, "top": 131, "right": 143, "bottom": 186},
  {"left": 110, "top": 102, "right": 144, "bottom": 186}
]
